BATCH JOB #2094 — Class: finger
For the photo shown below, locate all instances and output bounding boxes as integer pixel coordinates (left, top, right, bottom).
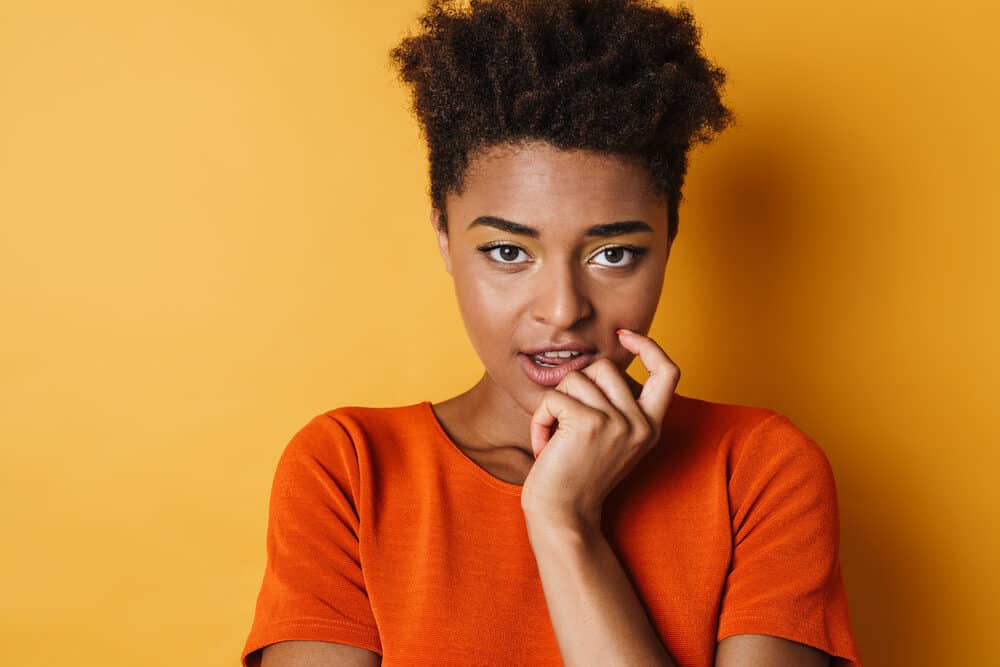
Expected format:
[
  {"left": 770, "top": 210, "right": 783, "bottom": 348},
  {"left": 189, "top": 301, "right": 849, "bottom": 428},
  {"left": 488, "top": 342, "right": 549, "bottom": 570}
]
[
  {"left": 616, "top": 329, "right": 680, "bottom": 428},
  {"left": 529, "top": 387, "right": 601, "bottom": 458},
  {"left": 529, "top": 389, "right": 571, "bottom": 457},
  {"left": 579, "top": 358, "right": 651, "bottom": 437},
  {"left": 554, "top": 368, "right": 619, "bottom": 418}
]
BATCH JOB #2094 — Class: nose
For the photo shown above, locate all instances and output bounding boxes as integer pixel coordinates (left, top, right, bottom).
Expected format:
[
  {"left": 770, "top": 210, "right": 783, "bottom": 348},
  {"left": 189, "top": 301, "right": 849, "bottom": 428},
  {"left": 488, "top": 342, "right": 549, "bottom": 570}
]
[{"left": 530, "top": 260, "right": 593, "bottom": 328}]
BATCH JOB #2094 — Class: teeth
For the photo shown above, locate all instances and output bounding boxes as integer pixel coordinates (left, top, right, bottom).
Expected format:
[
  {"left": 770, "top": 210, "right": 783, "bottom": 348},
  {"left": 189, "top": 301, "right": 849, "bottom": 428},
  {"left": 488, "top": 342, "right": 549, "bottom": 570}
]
[{"left": 540, "top": 350, "right": 581, "bottom": 358}]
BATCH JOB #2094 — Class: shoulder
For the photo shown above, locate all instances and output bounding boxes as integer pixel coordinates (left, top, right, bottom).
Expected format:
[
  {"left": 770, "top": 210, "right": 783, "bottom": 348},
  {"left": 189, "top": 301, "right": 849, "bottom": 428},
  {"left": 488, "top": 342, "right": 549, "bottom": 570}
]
[
  {"left": 726, "top": 408, "right": 836, "bottom": 496},
  {"left": 669, "top": 393, "right": 831, "bottom": 474},
  {"left": 664, "top": 393, "right": 837, "bottom": 514},
  {"left": 273, "top": 401, "right": 427, "bottom": 486},
  {"left": 666, "top": 392, "right": 774, "bottom": 439},
  {"left": 282, "top": 401, "right": 427, "bottom": 453},
  {"left": 322, "top": 401, "right": 427, "bottom": 436},
  {"left": 678, "top": 399, "right": 842, "bottom": 540}
]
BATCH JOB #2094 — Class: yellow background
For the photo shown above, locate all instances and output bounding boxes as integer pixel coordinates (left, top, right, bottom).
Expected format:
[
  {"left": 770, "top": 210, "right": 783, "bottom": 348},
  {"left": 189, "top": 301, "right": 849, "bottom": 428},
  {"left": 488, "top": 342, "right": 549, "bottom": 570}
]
[{"left": 1, "top": 2, "right": 996, "bottom": 665}]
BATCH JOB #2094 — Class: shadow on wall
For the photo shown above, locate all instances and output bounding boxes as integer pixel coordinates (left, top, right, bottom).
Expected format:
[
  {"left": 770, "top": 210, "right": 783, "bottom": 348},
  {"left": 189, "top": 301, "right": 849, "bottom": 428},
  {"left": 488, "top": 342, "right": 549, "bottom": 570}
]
[{"left": 659, "top": 106, "right": 959, "bottom": 665}]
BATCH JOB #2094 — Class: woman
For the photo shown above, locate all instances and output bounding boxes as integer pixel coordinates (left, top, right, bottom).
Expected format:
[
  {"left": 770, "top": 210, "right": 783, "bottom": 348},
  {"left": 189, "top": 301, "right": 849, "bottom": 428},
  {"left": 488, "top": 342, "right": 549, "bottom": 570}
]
[{"left": 242, "top": 1, "right": 863, "bottom": 665}]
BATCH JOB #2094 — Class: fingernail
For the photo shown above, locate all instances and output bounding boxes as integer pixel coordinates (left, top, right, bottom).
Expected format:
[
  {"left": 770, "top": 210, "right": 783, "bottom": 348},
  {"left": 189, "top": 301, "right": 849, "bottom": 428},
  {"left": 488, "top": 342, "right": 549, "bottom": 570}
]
[{"left": 616, "top": 328, "right": 633, "bottom": 336}]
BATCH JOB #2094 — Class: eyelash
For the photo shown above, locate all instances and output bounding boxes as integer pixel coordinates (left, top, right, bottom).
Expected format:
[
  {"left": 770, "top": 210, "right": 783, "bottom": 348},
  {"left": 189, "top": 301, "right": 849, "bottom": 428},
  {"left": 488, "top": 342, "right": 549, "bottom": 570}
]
[{"left": 475, "top": 242, "right": 649, "bottom": 268}]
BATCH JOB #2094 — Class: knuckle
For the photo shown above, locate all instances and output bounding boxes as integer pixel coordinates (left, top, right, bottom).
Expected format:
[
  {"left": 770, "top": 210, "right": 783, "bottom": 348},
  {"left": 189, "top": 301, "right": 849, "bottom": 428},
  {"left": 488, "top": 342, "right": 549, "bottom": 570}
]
[
  {"left": 635, "top": 422, "right": 659, "bottom": 448},
  {"left": 554, "top": 372, "right": 578, "bottom": 392},
  {"left": 592, "top": 357, "right": 617, "bottom": 373},
  {"left": 608, "top": 415, "right": 629, "bottom": 438},
  {"left": 627, "top": 440, "right": 646, "bottom": 456},
  {"left": 633, "top": 420, "right": 653, "bottom": 443},
  {"left": 586, "top": 410, "right": 608, "bottom": 434}
]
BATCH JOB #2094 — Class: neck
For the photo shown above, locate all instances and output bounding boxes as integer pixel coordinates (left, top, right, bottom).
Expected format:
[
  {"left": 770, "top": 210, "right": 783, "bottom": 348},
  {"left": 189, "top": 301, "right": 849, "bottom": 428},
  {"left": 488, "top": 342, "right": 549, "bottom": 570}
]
[{"left": 461, "top": 372, "right": 535, "bottom": 454}]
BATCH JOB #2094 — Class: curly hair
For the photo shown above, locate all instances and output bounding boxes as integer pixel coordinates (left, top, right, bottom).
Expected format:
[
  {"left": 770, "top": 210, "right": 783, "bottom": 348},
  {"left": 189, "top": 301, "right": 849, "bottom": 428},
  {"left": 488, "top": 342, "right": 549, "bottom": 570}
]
[{"left": 388, "top": 0, "right": 735, "bottom": 242}]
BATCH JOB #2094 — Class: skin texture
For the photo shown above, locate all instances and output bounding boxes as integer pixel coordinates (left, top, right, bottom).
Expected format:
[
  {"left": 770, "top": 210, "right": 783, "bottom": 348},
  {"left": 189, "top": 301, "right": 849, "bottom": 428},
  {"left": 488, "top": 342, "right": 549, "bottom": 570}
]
[
  {"left": 258, "top": 141, "right": 831, "bottom": 666},
  {"left": 430, "top": 140, "right": 831, "bottom": 666},
  {"left": 429, "top": 140, "right": 670, "bottom": 476},
  {"left": 522, "top": 327, "right": 678, "bottom": 526},
  {"left": 260, "top": 640, "right": 378, "bottom": 667}
]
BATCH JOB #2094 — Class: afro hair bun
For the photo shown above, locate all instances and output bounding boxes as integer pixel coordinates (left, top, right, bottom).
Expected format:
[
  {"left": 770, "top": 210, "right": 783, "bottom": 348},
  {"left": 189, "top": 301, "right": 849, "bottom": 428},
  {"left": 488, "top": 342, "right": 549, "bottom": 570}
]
[{"left": 389, "top": 0, "right": 735, "bottom": 239}]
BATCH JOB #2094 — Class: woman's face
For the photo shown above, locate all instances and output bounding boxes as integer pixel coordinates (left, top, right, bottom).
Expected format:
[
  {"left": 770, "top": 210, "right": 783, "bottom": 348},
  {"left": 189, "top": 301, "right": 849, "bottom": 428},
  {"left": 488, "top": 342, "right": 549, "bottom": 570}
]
[{"left": 432, "top": 140, "right": 672, "bottom": 415}]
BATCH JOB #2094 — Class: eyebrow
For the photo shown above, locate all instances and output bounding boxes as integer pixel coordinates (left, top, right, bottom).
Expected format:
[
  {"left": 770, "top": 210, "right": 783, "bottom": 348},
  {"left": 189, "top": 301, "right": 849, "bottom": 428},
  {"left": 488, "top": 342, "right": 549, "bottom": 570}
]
[{"left": 466, "top": 215, "right": 653, "bottom": 239}]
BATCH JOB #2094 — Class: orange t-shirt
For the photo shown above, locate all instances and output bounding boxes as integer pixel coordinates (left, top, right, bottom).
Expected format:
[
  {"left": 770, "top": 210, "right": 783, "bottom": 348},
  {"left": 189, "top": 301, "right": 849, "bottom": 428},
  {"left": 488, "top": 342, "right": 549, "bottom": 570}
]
[{"left": 241, "top": 393, "right": 863, "bottom": 666}]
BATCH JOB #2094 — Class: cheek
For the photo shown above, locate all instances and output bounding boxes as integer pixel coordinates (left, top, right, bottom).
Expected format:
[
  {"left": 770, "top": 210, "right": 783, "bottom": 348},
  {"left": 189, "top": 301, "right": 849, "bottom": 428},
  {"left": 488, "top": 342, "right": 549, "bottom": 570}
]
[
  {"left": 596, "top": 271, "right": 661, "bottom": 313},
  {"left": 452, "top": 270, "right": 522, "bottom": 351},
  {"left": 613, "top": 263, "right": 665, "bottom": 313}
]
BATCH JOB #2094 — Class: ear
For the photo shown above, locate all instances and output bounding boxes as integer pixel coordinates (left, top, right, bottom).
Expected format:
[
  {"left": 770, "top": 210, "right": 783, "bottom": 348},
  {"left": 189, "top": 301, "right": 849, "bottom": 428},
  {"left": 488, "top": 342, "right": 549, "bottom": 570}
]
[{"left": 430, "top": 208, "right": 452, "bottom": 275}]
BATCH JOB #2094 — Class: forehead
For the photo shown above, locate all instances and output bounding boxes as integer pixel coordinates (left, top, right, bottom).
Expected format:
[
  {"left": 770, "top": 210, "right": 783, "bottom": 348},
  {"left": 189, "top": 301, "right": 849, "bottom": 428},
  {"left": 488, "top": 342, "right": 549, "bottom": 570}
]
[{"left": 449, "top": 141, "right": 663, "bottom": 231}]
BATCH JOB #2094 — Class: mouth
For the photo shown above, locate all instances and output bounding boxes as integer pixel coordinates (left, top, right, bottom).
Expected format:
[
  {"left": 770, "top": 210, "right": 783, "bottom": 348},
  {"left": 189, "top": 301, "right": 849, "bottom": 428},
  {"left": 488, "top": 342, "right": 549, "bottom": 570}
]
[{"left": 518, "top": 350, "right": 597, "bottom": 387}]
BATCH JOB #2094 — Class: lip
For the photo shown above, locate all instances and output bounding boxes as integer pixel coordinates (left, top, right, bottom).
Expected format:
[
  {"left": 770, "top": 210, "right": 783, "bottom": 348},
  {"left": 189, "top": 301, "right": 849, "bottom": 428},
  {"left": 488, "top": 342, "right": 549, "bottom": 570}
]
[
  {"left": 519, "top": 352, "right": 597, "bottom": 387},
  {"left": 522, "top": 343, "right": 596, "bottom": 355}
]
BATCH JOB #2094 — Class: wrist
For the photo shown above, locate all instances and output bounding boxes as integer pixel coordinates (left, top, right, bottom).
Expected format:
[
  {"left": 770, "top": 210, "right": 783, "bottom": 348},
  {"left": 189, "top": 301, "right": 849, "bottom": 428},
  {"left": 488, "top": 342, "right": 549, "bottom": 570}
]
[{"left": 522, "top": 502, "right": 602, "bottom": 539}]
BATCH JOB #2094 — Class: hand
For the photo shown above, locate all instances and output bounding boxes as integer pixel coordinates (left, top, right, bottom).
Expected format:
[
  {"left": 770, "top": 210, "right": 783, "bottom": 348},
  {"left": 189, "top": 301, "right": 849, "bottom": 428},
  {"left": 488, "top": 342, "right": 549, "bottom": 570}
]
[{"left": 520, "top": 329, "right": 680, "bottom": 530}]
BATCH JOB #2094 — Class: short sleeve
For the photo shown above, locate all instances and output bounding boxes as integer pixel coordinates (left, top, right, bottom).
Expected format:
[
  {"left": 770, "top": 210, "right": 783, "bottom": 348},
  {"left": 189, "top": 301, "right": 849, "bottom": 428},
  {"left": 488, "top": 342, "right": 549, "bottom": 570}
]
[
  {"left": 717, "top": 413, "right": 863, "bottom": 666},
  {"left": 241, "top": 413, "right": 382, "bottom": 667}
]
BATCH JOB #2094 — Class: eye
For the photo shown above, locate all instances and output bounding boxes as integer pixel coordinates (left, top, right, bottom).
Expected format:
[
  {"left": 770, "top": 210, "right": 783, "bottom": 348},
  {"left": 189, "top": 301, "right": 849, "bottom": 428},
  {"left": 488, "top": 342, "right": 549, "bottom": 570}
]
[
  {"left": 475, "top": 242, "right": 649, "bottom": 268},
  {"left": 589, "top": 245, "right": 648, "bottom": 268},
  {"left": 477, "top": 243, "right": 531, "bottom": 265}
]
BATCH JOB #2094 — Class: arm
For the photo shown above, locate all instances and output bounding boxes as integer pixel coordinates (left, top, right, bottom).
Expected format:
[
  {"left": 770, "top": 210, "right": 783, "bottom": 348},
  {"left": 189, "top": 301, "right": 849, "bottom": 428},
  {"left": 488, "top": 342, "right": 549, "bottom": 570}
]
[
  {"left": 525, "top": 512, "right": 835, "bottom": 667},
  {"left": 241, "top": 415, "right": 383, "bottom": 665},
  {"left": 715, "top": 634, "right": 830, "bottom": 666},
  {"left": 520, "top": 339, "right": 849, "bottom": 665},
  {"left": 260, "top": 640, "right": 380, "bottom": 667},
  {"left": 524, "top": 511, "right": 676, "bottom": 666}
]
